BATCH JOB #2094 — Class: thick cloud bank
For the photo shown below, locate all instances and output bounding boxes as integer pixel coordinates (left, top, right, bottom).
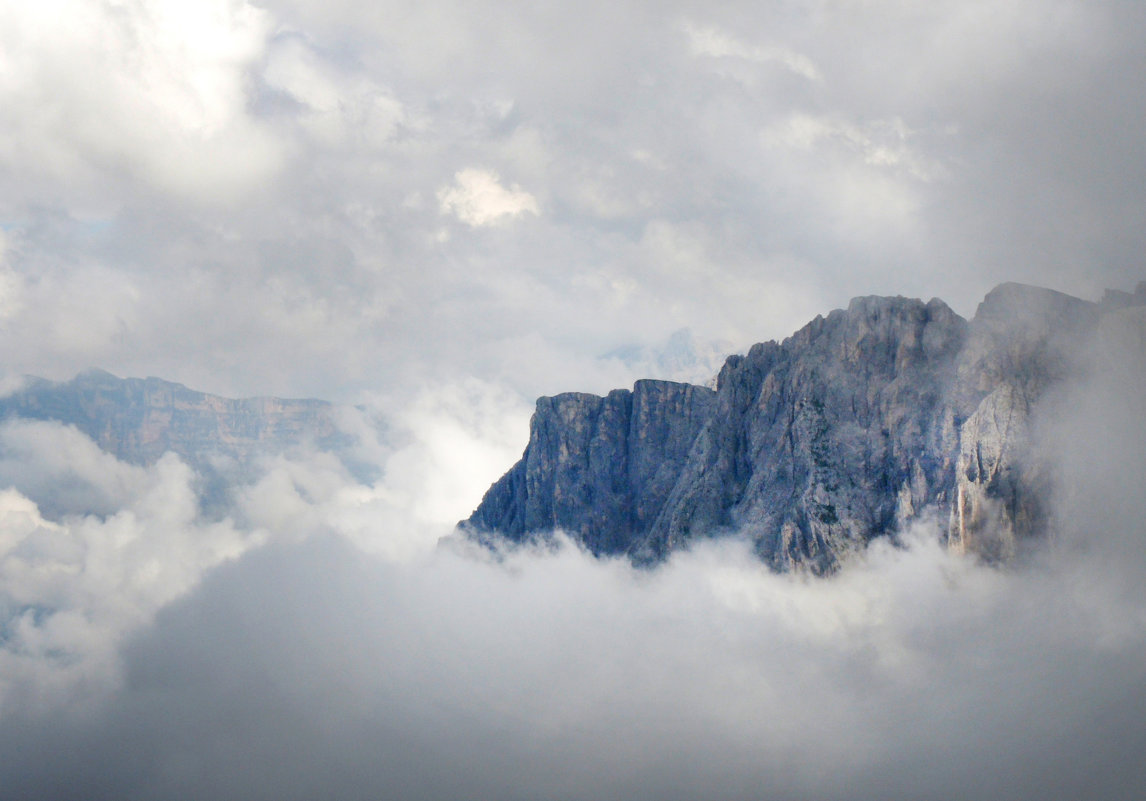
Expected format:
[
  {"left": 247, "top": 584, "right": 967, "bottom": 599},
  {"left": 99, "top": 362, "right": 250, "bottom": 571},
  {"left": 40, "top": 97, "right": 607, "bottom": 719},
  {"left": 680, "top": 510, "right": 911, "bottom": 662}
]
[{"left": 0, "top": 320, "right": 1144, "bottom": 800}]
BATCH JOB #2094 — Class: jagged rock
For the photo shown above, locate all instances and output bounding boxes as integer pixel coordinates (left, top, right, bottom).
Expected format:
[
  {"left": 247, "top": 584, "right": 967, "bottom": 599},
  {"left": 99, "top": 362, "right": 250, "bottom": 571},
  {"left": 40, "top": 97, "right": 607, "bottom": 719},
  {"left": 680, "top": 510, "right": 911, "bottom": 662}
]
[{"left": 464, "top": 282, "right": 1145, "bottom": 572}]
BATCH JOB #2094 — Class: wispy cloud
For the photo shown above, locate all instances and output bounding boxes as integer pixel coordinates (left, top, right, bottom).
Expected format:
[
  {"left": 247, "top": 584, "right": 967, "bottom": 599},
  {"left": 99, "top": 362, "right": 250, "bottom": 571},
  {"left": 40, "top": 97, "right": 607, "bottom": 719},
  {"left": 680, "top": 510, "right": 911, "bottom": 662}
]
[{"left": 683, "top": 20, "right": 822, "bottom": 81}]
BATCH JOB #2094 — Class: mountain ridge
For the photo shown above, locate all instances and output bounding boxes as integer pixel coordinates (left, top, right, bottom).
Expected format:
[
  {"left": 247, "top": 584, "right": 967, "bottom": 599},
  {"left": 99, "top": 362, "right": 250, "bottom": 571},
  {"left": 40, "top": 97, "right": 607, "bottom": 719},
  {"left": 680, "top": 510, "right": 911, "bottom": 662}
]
[
  {"left": 463, "top": 281, "right": 1146, "bottom": 572},
  {"left": 0, "top": 369, "right": 369, "bottom": 514},
  {"left": 0, "top": 369, "right": 348, "bottom": 469}
]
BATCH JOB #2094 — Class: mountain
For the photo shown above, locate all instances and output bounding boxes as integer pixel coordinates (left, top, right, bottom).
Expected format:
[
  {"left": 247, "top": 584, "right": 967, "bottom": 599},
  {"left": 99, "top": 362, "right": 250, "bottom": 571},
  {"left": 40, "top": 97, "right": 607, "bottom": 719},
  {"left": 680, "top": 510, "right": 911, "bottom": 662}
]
[
  {"left": 0, "top": 369, "right": 363, "bottom": 510},
  {"left": 463, "top": 282, "right": 1146, "bottom": 572}
]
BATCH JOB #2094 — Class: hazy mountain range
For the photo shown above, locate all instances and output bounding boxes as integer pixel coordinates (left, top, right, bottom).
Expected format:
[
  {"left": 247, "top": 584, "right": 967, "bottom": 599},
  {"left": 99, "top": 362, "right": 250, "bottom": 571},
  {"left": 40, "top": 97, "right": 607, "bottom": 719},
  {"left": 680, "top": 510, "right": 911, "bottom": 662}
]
[
  {"left": 0, "top": 369, "right": 373, "bottom": 515},
  {"left": 2, "top": 281, "right": 1145, "bottom": 801}
]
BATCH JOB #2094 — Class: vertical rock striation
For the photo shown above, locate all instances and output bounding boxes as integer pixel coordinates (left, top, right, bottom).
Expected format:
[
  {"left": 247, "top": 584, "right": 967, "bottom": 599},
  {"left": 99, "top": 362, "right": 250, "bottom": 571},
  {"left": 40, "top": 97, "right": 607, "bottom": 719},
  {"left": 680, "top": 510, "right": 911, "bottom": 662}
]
[{"left": 466, "top": 380, "right": 716, "bottom": 555}]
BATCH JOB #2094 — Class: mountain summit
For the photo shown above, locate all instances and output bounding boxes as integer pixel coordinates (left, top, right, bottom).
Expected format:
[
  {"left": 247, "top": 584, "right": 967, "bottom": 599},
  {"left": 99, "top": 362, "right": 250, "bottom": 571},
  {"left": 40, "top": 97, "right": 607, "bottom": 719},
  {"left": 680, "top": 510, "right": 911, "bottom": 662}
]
[{"left": 463, "top": 282, "right": 1146, "bottom": 572}]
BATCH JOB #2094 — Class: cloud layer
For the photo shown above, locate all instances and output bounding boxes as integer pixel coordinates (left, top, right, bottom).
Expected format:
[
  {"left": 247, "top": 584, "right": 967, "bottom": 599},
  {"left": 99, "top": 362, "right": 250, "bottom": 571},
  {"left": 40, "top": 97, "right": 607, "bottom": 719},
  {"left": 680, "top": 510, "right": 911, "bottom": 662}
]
[{"left": 0, "top": 310, "right": 1144, "bottom": 800}]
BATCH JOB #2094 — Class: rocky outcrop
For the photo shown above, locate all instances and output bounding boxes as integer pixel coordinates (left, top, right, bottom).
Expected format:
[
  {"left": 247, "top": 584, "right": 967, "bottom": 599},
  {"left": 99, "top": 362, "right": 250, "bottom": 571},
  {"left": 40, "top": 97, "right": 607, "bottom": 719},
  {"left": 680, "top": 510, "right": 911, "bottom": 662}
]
[
  {"left": 635, "top": 295, "right": 967, "bottom": 572},
  {"left": 0, "top": 369, "right": 347, "bottom": 468},
  {"left": 464, "top": 283, "right": 1144, "bottom": 572}
]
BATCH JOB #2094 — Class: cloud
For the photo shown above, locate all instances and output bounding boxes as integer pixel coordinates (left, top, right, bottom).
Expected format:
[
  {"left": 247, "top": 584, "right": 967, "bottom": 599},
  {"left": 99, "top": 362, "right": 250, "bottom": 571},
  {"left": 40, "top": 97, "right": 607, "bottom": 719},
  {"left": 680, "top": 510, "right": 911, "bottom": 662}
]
[
  {"left": 683, "top": 20, "right": 822, "bottom": 81},
  {"left": 3, "top": 520, "right": 1145, "bottom": 800},
  {"left": 0, "top": 315, "right": 1144, "bottom": 799},
  {"left": 2, "top": 1, "right": 1144, "bottom": 402},
  {"left": 0, "top": 244, "right": 22, "bottom": 323},
  {"left": 2, "top": 3, "right": 1146, "bottom": 794},
  {"left": 0, "top": 446, "right": 259, "bottom": 716},
  {"left": 438, "top": 168, "right": 541, "bottom": 227},
  {"left": 263, "top": 34, "right": 407, "bottom": 149},
  {"left": 761, "top": 113, "right": 948, "bottom": 183},
  {"left": 0, "top": 0, "right": 285, "bottom": 206},
  {"left": 0, "top": 420, "right": 150, "bottom": 518}
]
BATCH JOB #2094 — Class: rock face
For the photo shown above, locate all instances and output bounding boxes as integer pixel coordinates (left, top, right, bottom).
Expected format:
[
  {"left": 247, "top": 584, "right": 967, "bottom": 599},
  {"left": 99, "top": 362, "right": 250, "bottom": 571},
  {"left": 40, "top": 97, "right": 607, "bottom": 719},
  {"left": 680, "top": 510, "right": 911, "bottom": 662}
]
[
  {"left": 467, "top": 380, "right": 716, "bottom": 555},
  {"left": 945, "top": 284, "right": 1100, "bottom": 560},
  {"left": 464, "top": 282, "right": 1145, "bottom": 572}
]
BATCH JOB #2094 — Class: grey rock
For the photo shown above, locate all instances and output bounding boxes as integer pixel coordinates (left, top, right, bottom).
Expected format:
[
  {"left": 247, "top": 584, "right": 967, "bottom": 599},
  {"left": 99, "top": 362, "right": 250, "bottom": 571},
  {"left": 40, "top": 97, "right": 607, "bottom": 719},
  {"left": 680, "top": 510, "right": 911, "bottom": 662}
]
[
  {"left": 466, "top": 380, "right": 716, "bottom": 555},
  {"left": 464, "top": 282, "right": 1145, "bottom": 572},
  {"left": 0, "top": 369, "right": 346, "bottom": 465}
]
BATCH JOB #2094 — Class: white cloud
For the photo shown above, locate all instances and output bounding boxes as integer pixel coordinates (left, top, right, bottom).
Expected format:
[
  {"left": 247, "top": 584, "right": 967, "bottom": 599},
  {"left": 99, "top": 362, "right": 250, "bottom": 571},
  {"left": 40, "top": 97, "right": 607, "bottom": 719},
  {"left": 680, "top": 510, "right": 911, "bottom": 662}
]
[
  {"left": 0, "top": 438, "right": 260, "bottom": 714},
  {"left": 683, "top": 20, "right": 822, "bottom": 81},
  {"left": 0, "top": 0, "right": 1136, "bottom": 400},
  {"left": 762, "top": 113, "right": 948, "bottom": 183},
  {"left": 0, "top": 0, "right": 285, "bottom": 204},
  {"left": 379, "top": 379, "right": 531, "bottom": 526},
  {"left": 753, "top": 113, "right": 953, "bottom": 243},
  {"left": 0, "top": 420, "right": 150, "bottom": 517},
  {"left": 0, "top": 236, "right": 23, "bottom": 323},
  {"left": 438, "top": 168, "right": 540, "bottom": 227}
]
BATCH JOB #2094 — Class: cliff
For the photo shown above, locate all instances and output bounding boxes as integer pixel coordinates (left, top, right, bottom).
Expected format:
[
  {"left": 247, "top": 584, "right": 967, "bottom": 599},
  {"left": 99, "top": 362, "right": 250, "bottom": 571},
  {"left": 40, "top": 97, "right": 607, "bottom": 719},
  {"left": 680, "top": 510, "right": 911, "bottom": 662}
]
[
  {"left": 464, "top": 282, "right": 1146, "bottom": 572},
  {"left": 466, "top": 380, "right": 716, "bottom": 555}
]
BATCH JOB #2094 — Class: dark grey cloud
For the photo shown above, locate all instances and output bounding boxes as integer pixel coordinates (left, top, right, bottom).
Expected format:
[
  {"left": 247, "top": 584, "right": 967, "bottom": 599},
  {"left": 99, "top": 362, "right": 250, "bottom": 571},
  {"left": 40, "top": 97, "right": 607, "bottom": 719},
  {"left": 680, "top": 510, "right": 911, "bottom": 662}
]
[{"left": 4, "top": 528, "right": 1146, "bottom": 799}]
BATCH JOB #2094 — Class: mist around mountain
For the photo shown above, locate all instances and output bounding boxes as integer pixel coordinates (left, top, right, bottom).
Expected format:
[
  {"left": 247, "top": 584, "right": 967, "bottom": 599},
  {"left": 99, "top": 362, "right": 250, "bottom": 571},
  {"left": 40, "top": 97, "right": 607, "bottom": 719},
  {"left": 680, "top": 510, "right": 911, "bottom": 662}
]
[{"left": 0, "top": 285, "right": 1145, "bottom": 800}]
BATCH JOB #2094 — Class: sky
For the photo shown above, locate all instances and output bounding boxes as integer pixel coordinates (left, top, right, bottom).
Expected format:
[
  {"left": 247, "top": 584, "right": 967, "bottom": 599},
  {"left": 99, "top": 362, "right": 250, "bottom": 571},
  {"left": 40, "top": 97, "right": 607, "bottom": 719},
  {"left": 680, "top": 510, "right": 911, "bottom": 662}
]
[
  {"left": 1, "top": 0, "right": 1145, "bottom": 405},
  {"left": 2, "top": 1, "right": 1146, "bottom": 799}
]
